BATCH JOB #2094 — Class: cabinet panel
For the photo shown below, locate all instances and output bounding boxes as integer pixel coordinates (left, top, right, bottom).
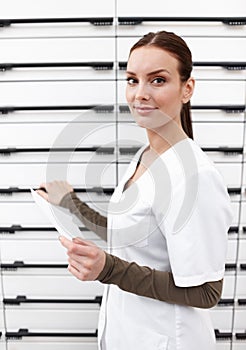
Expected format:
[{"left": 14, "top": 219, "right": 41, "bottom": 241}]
[
  {"left": 0, "top": 38, "right": 115, "bottom": 81},
  {"left": 7, "top": 342, "right": 97, "bottom": 350},
  {"left": 3, "top": 275, "right": 104, "bottom": 299},
  {"left": 0, "top": 81, "right": 115, "bottom": 106},
  {"left": 0, "top": 163, "right": 116, "bottom": 187},
  {"left": 210, "top": 307, "right": 233, "bottom": 330}
]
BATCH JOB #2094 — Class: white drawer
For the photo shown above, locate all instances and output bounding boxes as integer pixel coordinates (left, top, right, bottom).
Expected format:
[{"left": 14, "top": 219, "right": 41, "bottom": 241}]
[
  {"left": 5, "top": 307, "right": 99, "bottom": 331},
  {"left": 216, "top": 343, "right": 231, "bottom": 350},
  {"left": 241, "top": 203, "right": 246, "bottom": 225},
  {"left": 0, "top": 38, "right": 115, "bottom": 81},
  {"left": 0, "top": 163, "right": 116, "bottom": 187},
  {"left": 0, "top": 108, "right": 116, "bottom": 124},
  {"left": 191, "top": 110, "right": 245, "bottom": 123},
  {"left": 117, "top": 80, "right": 245, "bottom": 106},
  {"left": 0, "top": 123, "right": 116, "bottom": 148},
  {"left": 233, "top": 308, "right": 246, "bottom": 330},
  {"left": 0, "top": 0, "right": 115, "bottom": 38},
  {"left": 3, "top": 275, "right": 104, "bottom": 299},
  {"left": 210, "top": 307, "right": 233, "bottom": 330},
  {"left": 0, "top": 309, "right": 5, "bottom": 329},
  {"left": 226, "top": 240, "right": 238, "bottom": 264},
  {"left": 0, "top": 81, "right": 115, "bottom": 106},
  {"left": 235, "top": 274, "right": 246, "bottom": 300},
  {"left": 232, "top": 343, "right": 246, "bottom": 350},
  {"left": 117, "top": 0, "right": 246, "bottom": 37},
  {"left": 231, "top": 202, "right": 240, "bottom": 226},
  {"left": 238, "top": 239, "right": 246, "bottom": 263},
  {"left": 222, "top": 275, "right": 235, "bottom": 299},
  {"left": 118, "top": 123, "right": 148, "bottom": 145},
  {"left": 0, "top": 239, "right": 68, "bottom": 263},
  {"left": 7, "top": 341, "right": 97, "bottom": 350},
  {"left": 0, "top": 201, "right": 109, "bottom": 226},
  {"left": 215, "top": 163, "right": 242, "bottom": 188},
  {"left": 193, "top": 123, "right": 244, "bottom": 148}
]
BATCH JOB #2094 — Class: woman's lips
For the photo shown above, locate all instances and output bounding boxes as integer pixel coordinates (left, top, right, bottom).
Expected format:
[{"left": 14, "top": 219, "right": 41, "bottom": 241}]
[{"left": 133, "top": 106, "right": 157, "bottom": 115}]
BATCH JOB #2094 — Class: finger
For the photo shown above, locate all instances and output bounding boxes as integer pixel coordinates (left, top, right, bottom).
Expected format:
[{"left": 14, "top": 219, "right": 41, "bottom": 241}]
[
  {"left": 36, "top": 190, "right": 49, "bottom": 201},
  {"left": 59, "top": 235, "right": 74, "bottom": 249},
  {"left": 60, "top": 236, "right": 91, "bottom": 256},
  {"left": 73, "top": 237, "right": 96, "bottom": 247},
  {"left": 67, "top": 264, "right": 89, "bottom": 281}
]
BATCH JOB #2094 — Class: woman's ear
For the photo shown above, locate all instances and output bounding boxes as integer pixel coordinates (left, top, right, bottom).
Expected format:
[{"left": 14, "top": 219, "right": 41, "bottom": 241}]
[{"left": 181, "top": 77, "right": 195, "bottom": 104}]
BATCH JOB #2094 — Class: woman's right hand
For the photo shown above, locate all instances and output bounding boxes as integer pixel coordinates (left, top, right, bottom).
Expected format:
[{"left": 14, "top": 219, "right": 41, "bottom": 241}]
[{"left": 36, "top": 180, "right": 74, "bottom": 206}]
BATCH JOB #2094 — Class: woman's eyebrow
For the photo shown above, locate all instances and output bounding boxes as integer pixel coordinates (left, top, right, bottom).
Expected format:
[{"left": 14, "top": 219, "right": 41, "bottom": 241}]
[{"left": 126, "top": 69, "right": 171, "bottom": 76}]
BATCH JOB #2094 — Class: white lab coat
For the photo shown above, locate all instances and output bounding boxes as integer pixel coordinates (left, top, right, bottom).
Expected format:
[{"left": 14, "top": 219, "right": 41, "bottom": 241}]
[{"left": 98, "top": 138, "right": 233, "bottom": 350}]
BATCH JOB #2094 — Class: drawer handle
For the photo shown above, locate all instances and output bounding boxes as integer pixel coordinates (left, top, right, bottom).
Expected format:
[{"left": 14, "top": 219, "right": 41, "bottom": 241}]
[
  {"left": 118, "top": 16, "right": 246, "bottom": 26},
  {"left": 0, "top": 62, "right": 114, "bottom": 71},
  {"left": 6, "top": 328, "right": 98, "bottom": 340},
  {"left": 1, "top": 261, "right": 68, "bottom": 270},
  {"left": 119, "top": 104, "right": 246, "bottom": 114},
  {"left": 119, "top": 61, "right": 246, "bottom": 70},
  {"left": 3, "top": 295, "right": 102, "bottom": 305},
  {"left": 0, "top": 17, "right": 113, "bottom": 26},
  {"left": 225, "top": 263, "right": 237, "bottom": 271},
  {"left": 0, "top": 146, "right": 115, "bottom": 154},
  {"left": 228, "top": 226, "right": 239, "bottom": 234},
  {"left": 0, "top": 105, "right": 114, "bottom": 114},
  {"left": 238, "top": 299, "right": 246, "bottom": 306},
  {"left": 240, "top": 264, "right": 246, "bottom": 271},
  {"left": 227, "top": 187, "right": 241, "bottom": 195},
  {"left": 218, "top": 298, "right": 234, "bottom": 306},
  {"left": 0, "top": 186, "right": 114, "bottom": 195},
  {"left": 243, "top": 226, "right": 246, "bottom": 234},
  {"left": 236, "top": 332, "right": 246, "bottom": 340},
  {"left": 214, "top": 329, "right": 232, "bottom": 340},
  {"left": 201, "top": 147, "right": 243, "bottom": 155},
  {"left": 0, "top": 225, "right": 88, "bottom": 233}
]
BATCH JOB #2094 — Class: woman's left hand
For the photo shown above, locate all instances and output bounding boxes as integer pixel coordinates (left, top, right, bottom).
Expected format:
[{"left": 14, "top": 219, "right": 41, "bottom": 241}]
[{"left": 59, "top": 236, "right": 106, "bottom": 281}]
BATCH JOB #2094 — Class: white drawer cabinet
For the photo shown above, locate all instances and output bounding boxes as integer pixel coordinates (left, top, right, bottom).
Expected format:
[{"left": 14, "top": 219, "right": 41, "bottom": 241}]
[
  {"left": 215, "top": 164, "right": 242, "bottom": 188},
  {"left": 7, "top": 341, "right": 97, "bottom": 350},
  {"left": 0, "top": 123, "right": 116, "bottom": 148},
  {"left": 4, "top": 307, "right": 99, "bottom": 331},
  {"left": 0, "top": 81, "right": 115, "bottom": 106},
  {"left": 0, "top": 0, "right": 115, "bottom": 38},
  {"left": 210, "top": 307, "right": 233, "bottom": 331},
  {"left": 216, "top": 342, "right": 231, "bottom": 350},
  {"left": 0, "top": 38, "right": 115, "bottom": 81},
  {"left": 2, "top": 275, "right": 104, "bottom": 299},
  {"left": 0, "top": 163, "right": 116, "bottom": 188}
]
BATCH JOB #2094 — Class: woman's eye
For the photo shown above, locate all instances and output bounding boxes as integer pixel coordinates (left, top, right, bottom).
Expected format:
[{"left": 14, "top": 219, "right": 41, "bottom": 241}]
[
  {"left": 152, "top": 77, "right": 166, "bottom": 84},
  {"left": 126, "top": 77, "right": 137, "bottom": 85}
]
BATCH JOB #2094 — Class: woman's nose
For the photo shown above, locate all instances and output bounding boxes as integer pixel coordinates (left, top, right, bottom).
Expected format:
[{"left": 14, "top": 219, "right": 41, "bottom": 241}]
[{"left": 135, "top": 83, "right": 150, "bottom": 101}]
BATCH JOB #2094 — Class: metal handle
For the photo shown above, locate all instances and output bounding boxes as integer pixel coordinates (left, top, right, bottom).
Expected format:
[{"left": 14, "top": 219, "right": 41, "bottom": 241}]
[
  {"left": 118, "top": 16, "right": 246, "bottom": 26},
  {"left": 228, "top": 226, "right": 239, "bottom": 234},
  {"left": 218, "top": 298, "right": 234, "bottom": 306},
  {"left": 0, "top": 62, "right": 113, "bottom": 71},
  {"left": 6, "top": 328, "right": 98, "bottom": 339},
  {"left": 214, "top": 329, "right": 232, "bottom": 340},
  {"left": 0, "top": 17, "right": 113, "bottom": 26},
  {"left": 0, "top": 146, "right": 114, "bottom": 154},
  {"left": 3, "top": 295, "right": 102, "bottom": 305},
  {"left": 1, "top": 261, "right": 68, "bottom": 270},
  {"left": 0, "top": 105, "right": 114, "bottom": 114}
]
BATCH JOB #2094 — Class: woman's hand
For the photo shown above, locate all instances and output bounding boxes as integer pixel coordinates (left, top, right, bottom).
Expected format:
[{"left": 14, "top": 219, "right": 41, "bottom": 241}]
[
  {"left": 36, "top": 180, "right": 74, "bottom": 205},
  {"left": 59, "top": 236, "right": 106, "bottom": 281}
]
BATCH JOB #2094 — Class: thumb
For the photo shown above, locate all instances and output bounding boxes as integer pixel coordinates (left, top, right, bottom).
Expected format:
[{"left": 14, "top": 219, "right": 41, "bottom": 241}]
[{"left": 36, "top": 189, "right": 49, "bottom": 202}]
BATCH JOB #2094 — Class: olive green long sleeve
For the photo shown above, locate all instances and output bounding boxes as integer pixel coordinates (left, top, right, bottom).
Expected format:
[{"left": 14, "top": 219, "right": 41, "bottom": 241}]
[
  {"left": 97, "top": 252, "right": 223, "bottom": 309},
  {"left": 60, "top": 191, "right": 223, "bottom": 309},
  {"left": 59, "top": 192, "right": 108, "bottom": 242}
]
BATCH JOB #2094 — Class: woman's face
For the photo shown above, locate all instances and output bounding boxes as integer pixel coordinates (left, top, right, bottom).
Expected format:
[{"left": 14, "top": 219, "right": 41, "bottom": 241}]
[{"left": 125, "top": 46, "right": 194, "bottom": 130}]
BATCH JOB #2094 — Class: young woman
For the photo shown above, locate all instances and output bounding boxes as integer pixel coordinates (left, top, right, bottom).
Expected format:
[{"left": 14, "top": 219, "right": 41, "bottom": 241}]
[{"left": 37, "top": 31, "right": 233, "bottom": 350}]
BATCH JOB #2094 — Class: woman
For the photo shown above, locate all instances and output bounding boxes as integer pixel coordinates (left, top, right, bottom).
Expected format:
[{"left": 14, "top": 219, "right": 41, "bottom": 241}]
[{"left": 37, "top": 31, "right": 233, "bottom": 350}]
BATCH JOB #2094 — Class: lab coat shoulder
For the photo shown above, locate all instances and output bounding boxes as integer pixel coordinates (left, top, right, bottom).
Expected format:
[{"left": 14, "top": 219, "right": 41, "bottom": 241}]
[{"left": 152, "top": 164, "right": 233, "bottom": 287}]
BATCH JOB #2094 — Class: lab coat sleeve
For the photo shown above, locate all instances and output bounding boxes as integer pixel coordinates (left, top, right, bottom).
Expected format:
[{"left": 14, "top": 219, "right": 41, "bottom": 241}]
[{"left": 153, "top": 168, "right": 233, "bottom": 287}]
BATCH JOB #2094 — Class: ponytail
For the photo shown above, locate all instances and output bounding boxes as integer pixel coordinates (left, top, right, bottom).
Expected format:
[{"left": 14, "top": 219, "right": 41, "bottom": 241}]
[{"left": 181, "top": 101, "right": 193, "bottom": 139}]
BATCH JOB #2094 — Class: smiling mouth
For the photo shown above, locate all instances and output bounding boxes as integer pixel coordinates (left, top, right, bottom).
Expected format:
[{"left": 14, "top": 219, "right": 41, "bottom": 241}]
[{"left": 133, "top": 106, "right": 157, "bottom": 115}]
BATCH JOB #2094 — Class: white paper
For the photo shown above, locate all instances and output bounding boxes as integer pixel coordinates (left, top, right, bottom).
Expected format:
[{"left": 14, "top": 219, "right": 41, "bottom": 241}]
[{"left": 31, "top": 188, "right": 84, "bottom": 240}]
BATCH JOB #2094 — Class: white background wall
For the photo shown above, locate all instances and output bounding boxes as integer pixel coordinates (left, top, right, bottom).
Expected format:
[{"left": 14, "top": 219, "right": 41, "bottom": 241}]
[{"left": 0, "top": 0, "right": 245, "bottom": 349}]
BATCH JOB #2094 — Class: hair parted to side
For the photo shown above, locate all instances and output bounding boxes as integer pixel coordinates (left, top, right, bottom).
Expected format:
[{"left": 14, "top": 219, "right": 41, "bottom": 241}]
[{"left": 129, "top": 31, "right": 194, "bottom": 139}]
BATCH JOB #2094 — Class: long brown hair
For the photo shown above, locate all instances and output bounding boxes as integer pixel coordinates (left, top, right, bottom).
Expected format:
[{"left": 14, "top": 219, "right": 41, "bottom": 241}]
[{"left": 129, "top": 31, "right": 194, "bottom": 139}]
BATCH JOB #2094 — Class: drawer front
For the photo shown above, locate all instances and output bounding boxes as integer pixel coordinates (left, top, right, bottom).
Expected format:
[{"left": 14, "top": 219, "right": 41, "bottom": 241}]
[
  {"left": 0, "top": 81, "right": 115, "bottom": 106},
  {"left": 209, "top": 307, "right": 233, "bottom": 330},
  {"left": 7, "top": 342, "right": 97, "bottom": 350},
  {"left": 0, "top": 163, "right": 116, "bottom": 187},
  {"left": 0, "top": 0, "right": 115, "bottom": 38},
  {"left": 0, "top": 202, "right": 109, "bottom": 226},
  {"left": 5, "top": 308, "right": 99, "bottom": 330},
  {"left": 0, "top": 38, "right": 115, "bottom": 81},
  {"left": 2, "top": 275, "right": 104, "bottom": 298},
  {"left": 215, "top": 163, "right": 242, "bottom": 188},
  {"left": 0, "top": 123, "right": 116, "bottom": 148}
]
